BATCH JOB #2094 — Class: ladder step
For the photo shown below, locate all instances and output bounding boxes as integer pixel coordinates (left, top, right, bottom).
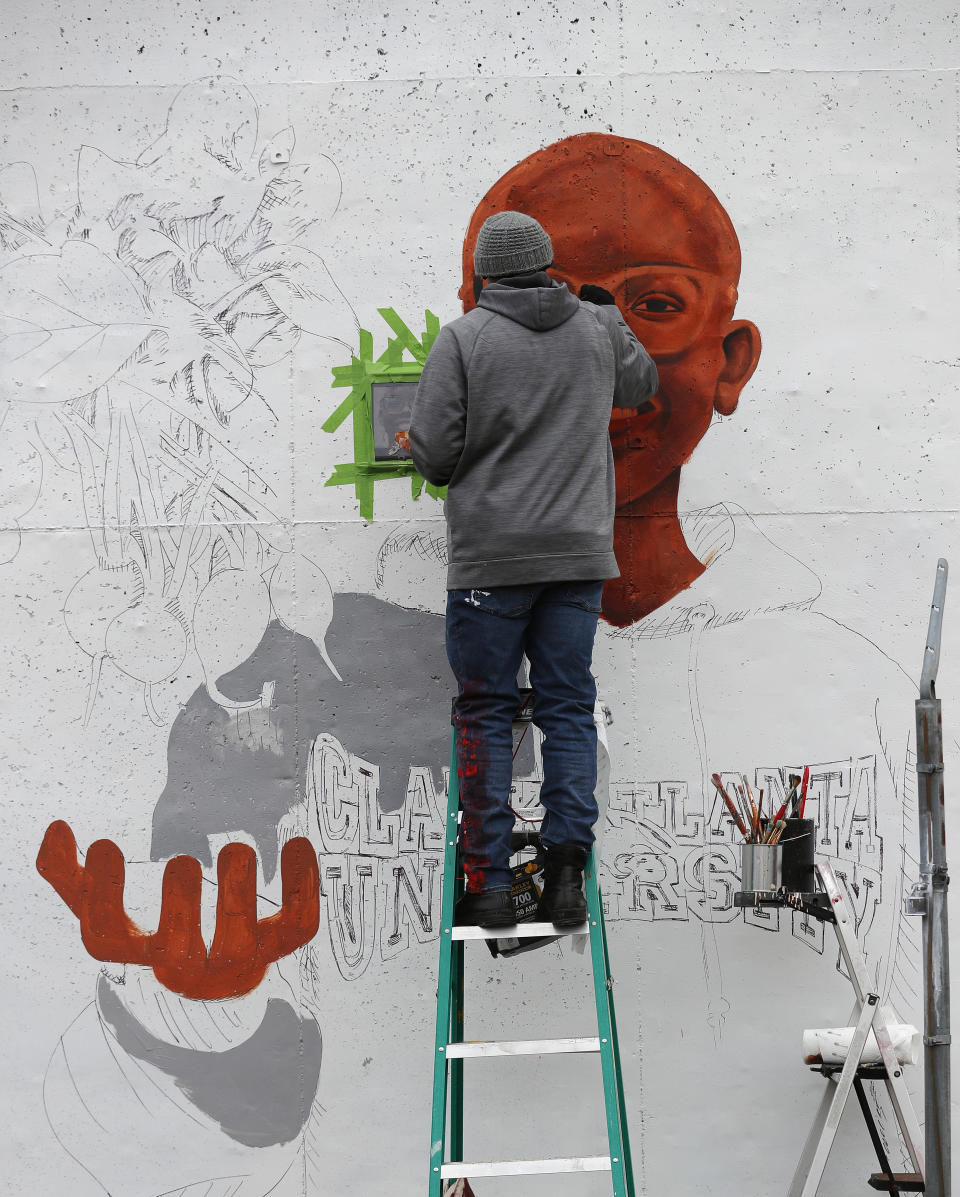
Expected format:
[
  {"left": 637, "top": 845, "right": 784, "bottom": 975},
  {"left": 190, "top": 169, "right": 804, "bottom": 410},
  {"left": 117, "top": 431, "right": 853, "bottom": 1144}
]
[
  {"left": 445, "top": 1036, "right": 601, "bottom": 1058},
  {"left": 451, "top": 920, "right": 589, "bottom": 940},
  {"left": 441, "top": 1155, "right": 612, "bottom": 1178},
  {"left": 868, "top": 1173, "right": 925, "bottom": 1192}
]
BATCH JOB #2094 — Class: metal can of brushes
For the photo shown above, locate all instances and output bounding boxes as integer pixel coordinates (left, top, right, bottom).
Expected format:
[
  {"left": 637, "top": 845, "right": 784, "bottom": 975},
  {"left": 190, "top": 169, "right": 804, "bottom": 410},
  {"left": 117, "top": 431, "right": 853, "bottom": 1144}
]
[{"left": 740, "top": 843, "right": 783, "bottom": 893}]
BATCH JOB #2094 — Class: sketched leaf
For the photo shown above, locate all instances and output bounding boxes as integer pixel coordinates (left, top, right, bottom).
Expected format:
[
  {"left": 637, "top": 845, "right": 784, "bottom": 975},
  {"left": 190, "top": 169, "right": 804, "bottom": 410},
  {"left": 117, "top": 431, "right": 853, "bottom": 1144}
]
[
  {"left": 149, "top": 293, "right": 258, "bottom": 426},
  {"left": 137, "top": 77, "right": 259, "bottom": 173},
  {"left": 0, "top": 162, "right": 43, "bottom": 228},
  {"left": 0, "top": 315, "right": 47, "bottom": 367},
  {"left": 189, "top": 244, "right": 246, "bottom": 308},
  {"left": 0, "top": 162, "right": 46, "bottom": 251},
  {"left": 243, "top": 317, "right": 301, "bottom": 367},
  {"left": 245, "top": 244, "right": 358, "bottom": 348},
  {"left": 76, "top": 146, "right": 148, "bottom": 228},
  {"left": 153, "top": 292, "right": 254, "bottom": 382},
  {"left": 0, "top": 241, "right": 162, "bottom": 403}
]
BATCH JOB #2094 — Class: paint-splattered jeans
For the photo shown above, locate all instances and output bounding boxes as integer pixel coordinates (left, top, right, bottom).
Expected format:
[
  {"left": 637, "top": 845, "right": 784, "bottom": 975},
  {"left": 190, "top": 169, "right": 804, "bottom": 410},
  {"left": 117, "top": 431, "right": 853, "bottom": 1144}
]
[{"left": 445, "top": 581, "right": 603, "bottom": 893}]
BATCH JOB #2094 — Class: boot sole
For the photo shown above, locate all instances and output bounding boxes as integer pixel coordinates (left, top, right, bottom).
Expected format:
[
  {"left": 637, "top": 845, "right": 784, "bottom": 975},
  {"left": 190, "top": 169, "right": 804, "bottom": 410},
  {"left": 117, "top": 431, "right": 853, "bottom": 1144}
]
[
  {"left": 540, "top": 907, "right": 587, "bottom": 929},
  {"left": 455, "top": 907, "right": 519, "bottom": 929}
]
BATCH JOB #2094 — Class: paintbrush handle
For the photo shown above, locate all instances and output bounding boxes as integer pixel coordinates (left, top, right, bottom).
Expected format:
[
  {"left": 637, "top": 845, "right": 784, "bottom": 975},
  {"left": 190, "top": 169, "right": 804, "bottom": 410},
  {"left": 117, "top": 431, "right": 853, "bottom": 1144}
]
[
  {"left": 742, "top": 774, "right": 759, "bottom": 841},
  {"left": 711, "top": 773, "right": 750, "bottom": 840},
  {"left": 798, "top": 764, "right": 810, "bottom": 819},
  {"left": 768, "top": 819, "right": 787, "bottom": 846}
]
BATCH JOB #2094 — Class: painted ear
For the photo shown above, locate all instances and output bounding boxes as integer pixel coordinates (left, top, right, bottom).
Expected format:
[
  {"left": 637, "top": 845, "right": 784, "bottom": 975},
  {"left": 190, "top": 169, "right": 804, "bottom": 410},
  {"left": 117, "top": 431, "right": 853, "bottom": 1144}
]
[{"left": 715, "top": 320, "right": 762, "bottom": 416}]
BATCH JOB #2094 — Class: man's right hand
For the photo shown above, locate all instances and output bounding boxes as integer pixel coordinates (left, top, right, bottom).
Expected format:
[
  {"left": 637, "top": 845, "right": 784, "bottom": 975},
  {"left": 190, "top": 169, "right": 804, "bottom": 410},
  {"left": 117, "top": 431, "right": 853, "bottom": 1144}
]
[{"left": 579, "top": 283, "right": 617, "bottom": 306}]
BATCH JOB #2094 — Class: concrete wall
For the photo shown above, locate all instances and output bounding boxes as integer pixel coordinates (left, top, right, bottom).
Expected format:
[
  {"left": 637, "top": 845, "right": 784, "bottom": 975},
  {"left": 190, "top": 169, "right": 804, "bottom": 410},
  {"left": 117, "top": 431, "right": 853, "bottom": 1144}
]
[{"left": 2, "top": 3, "right": 957, "bottom": 1195}]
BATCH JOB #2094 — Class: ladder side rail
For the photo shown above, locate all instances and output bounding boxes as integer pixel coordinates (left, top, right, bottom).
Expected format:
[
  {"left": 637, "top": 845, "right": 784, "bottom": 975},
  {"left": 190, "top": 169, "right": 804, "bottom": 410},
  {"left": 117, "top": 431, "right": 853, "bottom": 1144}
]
[
  {"left": 792, "top": 995, "right": 884, "bottom": 1197},
  {"left": 881, "top": 1067, "right": 925, "bottom": 1178},
  {"left": 787, "top": 1079, "right": 842, "bottom": 1197},
  {"left": 449, "top": 777, "right": 467, "bottom": 1167},
  {"left": 593, "top": 870, "right": 637, "bottom": 1197},
  {"left": 816, "top": 862, "right": 876, "bottom": 1004},
  {"left": 818, "top": 864, "right": 926, "bottom": 1175},
  {"left": 851, "top": 1075, "right": 898, "bottom": 1186},
  {"left": 450, "top": 934, "right": 465, "bottom": 1165},
  {"left": 586, "top": 850, "right": 630, "bottom": 1197},
  {"left": 429, "top": 730, "right": 463, "bottom": 1196}
]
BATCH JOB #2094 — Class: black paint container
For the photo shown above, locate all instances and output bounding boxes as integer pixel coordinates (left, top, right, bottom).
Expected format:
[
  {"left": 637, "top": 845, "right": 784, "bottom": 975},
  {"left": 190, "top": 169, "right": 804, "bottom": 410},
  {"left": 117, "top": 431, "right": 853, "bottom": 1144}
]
[{"left": 780, "top": 818, "right": 816, "bottom": 893}]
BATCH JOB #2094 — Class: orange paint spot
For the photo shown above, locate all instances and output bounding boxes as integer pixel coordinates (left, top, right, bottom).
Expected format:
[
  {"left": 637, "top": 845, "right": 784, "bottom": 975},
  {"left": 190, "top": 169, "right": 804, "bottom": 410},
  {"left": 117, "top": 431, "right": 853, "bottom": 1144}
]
[{"left": 37, "top": 822, "right": 320, "bottom": 1000}]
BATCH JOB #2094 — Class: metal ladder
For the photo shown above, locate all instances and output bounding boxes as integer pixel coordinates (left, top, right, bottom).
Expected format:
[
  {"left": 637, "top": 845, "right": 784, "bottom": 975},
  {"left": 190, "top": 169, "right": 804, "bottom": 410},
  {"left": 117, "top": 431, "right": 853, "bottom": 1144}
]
[
  {"left": 429, "top": 703, "right": 635, "bottom": 1195},
  {"left": 787, "top": 860, "right": 925, "bottom": 1196}
]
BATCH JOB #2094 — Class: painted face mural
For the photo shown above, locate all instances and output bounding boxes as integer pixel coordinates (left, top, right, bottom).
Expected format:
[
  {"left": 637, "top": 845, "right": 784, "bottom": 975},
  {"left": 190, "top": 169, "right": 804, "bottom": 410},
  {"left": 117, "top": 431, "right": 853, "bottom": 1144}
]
[
  {"left": 461, "top": 134, "right": 763, "bottom": 625},
  {"left": 26, "top": 112, "right": 919, "bottom": 1197}
]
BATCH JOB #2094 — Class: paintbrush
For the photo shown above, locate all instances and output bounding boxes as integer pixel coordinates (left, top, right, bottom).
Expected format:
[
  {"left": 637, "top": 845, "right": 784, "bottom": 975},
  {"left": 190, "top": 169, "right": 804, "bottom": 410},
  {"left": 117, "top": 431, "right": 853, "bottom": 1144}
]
[
  {"left": 798, "top": 764, "right": 810, "bottom": 819},
  {"left": 743, "top": 775, "right": 761, "bottom": 842},
  {"left": 742, "top": 775, "right": 759, "bottom": 843},
  {"left": 786, "top": 774, "right": 802, "bottom": 818},
  {"left": 736, "top": 782, "right": 756, "bottom": 841},
  {"left": 711, "top": 773, "right": 750, "bottom": 841},
  {"left": 770, "top": 776, "right": 798, "bottom": 825},
  {"left": 768, "top": 819, "right": 788, "bottom": 846}
]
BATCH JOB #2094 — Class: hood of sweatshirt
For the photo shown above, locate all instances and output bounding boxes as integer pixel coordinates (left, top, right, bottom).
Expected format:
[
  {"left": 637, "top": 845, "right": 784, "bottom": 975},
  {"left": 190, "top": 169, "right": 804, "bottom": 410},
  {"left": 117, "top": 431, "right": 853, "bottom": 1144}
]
[{"left": 476, "top": 273, "right": 581, "bottom": 331}]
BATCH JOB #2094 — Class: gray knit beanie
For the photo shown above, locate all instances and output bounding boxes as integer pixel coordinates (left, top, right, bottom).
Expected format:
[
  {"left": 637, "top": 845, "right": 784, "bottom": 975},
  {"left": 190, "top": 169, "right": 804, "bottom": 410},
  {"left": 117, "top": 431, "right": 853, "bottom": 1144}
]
[{"left": 473, "top": 210, "right": 553, "bottom": 279}]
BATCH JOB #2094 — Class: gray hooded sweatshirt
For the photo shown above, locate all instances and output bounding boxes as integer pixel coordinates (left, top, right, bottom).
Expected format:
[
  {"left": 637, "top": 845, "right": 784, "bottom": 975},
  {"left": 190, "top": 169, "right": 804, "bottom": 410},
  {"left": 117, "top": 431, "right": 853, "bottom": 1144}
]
[{"left": 409, "top": 273, "right": 658, "bottom": 589}]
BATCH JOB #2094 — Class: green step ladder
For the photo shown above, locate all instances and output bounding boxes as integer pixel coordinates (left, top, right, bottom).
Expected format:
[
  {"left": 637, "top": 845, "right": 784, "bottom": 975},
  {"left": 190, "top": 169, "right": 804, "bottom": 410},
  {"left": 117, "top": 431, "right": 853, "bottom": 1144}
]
[{"left": 429, "top": 702, "right": 636, "bottom": 1195}]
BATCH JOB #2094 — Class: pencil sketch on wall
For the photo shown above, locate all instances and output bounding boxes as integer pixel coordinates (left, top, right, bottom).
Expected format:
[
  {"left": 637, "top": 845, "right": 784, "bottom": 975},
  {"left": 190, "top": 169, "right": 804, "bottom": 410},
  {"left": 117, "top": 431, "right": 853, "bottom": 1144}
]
[{"left": 0, "top": 76, "right": 354, "bottom": 726}]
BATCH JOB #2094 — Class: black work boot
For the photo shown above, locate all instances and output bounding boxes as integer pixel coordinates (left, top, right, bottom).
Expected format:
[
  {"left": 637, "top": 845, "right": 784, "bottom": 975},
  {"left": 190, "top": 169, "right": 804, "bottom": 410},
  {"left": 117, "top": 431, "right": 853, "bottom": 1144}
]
[
  {"left": 454, "top": 888, "right": 516, "bottom": 929},
  {"left": 537, "top": 844, "right": 589, "bottom": 928}
]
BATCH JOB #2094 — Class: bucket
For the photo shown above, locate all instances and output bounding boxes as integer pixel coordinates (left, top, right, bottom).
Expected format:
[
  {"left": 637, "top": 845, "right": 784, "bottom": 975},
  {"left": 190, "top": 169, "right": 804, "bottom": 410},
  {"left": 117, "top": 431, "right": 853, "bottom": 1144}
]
[
  {"left": 780, "top": 818, "right": 816, "bottom": 893},
  {"left": 741, "top": 843, "right": 782, "bottom": 892}
]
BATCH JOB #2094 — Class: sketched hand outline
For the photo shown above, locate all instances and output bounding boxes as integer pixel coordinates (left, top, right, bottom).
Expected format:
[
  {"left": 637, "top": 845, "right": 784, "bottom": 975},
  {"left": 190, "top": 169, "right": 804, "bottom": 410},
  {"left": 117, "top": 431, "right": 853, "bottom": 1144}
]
[{"left": 37, "top": 820, "right": 320, "bottom": 1000}]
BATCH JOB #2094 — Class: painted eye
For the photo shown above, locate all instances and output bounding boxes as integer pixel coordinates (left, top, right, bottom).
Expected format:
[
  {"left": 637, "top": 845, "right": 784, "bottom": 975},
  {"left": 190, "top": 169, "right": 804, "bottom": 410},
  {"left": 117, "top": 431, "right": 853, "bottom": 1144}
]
[{"left": 630, "top": 293, "right": 683, "bottom": 315}]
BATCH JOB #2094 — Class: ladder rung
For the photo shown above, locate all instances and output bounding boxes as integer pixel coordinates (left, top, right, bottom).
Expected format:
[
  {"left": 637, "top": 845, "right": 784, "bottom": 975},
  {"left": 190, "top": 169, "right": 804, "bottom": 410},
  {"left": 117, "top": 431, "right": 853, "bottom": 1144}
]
[
  {"left": 441, "top": 1155, "right": 612, "bottom": 1178},
  {"left": 451, "top": 920, "right": 589, "bottom": 940},
  {"left": 868, "top": 1174, "right": 925, "bottom": 1192},
  {"left": 445, "top": 1036, "right": 601, "bottom": 1058}
]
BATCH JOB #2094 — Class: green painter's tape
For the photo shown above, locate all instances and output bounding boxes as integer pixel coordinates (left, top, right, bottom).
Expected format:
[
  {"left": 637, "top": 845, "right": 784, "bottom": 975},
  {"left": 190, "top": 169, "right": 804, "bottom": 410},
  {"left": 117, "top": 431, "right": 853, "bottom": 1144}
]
[
  {"left": 423, "top": 310, "right": 441, "bottom": 354},
  {"left": 321, "top": 388, "right": 361, "bottom": 434},
  {"left": 324, "top": 309, "right": 447, "bottom": 521},
  {"left": 378, "top": 308, "right": 428, "bottom": 363}
]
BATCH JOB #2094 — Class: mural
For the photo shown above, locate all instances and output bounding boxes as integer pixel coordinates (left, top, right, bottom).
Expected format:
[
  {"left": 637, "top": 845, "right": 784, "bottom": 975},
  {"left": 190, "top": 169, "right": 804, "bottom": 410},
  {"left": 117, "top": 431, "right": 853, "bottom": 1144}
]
[{"left": 7, "top": 83, "right": 926, "bottom": 1197}]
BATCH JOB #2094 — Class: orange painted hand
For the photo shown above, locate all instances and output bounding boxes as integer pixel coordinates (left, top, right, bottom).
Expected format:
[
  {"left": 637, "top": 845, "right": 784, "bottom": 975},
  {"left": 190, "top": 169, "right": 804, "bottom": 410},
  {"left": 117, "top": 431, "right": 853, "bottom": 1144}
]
[{"left": 37, "top": 820, "right": 320, "bottom": 1000}]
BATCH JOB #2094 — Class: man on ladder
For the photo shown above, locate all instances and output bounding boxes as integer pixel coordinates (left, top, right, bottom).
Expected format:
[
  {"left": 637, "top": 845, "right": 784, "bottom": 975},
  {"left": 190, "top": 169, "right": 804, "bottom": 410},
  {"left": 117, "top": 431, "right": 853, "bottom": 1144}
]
[{"left": 409, "top": 210, "right": 658, "bottom": 929}]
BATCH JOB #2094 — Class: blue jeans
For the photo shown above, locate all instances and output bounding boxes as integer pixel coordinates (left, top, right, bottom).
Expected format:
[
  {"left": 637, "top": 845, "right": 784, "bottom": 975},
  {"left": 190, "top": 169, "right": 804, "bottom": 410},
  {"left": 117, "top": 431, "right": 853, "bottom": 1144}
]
[{"left": 446, "top": 581, "right": 603, "bottom": 892}]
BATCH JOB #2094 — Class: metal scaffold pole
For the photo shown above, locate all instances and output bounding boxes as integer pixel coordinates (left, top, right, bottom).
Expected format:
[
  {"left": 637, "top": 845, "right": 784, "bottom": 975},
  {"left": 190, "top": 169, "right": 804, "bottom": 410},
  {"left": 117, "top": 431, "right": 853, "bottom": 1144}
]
[{"left": 910, "top": 558, "right": 951, "bottom": 1197}]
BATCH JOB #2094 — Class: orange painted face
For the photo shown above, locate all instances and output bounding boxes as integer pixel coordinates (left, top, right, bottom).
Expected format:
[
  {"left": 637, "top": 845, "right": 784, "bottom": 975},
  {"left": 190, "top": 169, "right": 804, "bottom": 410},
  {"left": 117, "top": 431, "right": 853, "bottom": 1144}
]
[{"left": 461, "top": 135, "right": 761, "bottom": 511}]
